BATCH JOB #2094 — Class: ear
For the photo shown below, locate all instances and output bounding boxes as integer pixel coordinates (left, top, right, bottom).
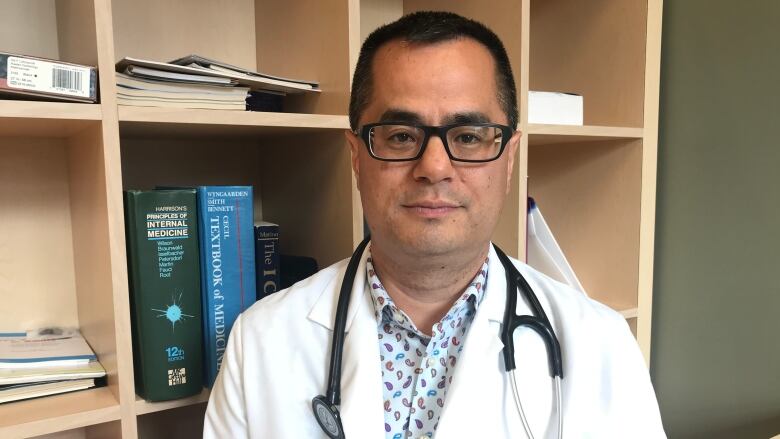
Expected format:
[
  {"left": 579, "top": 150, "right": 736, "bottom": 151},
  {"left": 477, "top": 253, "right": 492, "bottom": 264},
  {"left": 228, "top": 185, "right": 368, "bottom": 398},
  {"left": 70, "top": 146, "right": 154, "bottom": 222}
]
[
  {"left": 345, "top": 129, "right": 362, "bottom": 191},
  {"left": 504, "top": 129, "right": 522, "bottom": 195}
]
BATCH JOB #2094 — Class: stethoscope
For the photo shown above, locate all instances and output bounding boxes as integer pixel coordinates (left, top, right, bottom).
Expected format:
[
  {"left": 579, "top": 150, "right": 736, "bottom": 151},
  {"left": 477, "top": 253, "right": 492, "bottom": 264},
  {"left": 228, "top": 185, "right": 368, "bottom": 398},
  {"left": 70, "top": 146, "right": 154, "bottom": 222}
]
[{"left": 312, "top": 236, "right": 564, "bottom": 439}]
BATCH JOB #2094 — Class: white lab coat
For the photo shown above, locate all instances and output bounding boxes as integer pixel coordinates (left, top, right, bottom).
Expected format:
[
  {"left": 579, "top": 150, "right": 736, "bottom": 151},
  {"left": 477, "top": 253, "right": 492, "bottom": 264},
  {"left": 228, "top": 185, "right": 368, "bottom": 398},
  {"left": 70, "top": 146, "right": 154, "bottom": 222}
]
[{"left": 204, "top": 244, "right": 666, "bottom": 438}]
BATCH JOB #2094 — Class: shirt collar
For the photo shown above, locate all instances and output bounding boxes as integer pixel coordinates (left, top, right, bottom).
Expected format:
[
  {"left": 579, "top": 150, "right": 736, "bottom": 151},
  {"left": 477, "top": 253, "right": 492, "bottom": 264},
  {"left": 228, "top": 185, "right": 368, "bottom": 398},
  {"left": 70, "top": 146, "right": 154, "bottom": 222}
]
[{"left": 365, "top": 248, "right": 489, "bottom": 336}]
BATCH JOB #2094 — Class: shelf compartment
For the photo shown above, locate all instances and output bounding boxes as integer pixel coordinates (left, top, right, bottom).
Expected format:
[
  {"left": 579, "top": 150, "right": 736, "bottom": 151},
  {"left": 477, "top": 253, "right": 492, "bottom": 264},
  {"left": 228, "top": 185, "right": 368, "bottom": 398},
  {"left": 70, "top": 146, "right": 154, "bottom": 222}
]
[
  {"left": 117, "top": 106, "right": 349, "bottom": 138},
  {"left": 528, "top": 138, "right": 643, "bottom": 313},
  {"left": 0, "top": 387, "right": 120, "bottom": 438},
  {"left": 137, "top": 402, "right": 207, "bottom": 439},
  {"left": 135, "top": 388, "right": 211, "bottom": 416},
  {"left": 111, "top": 0, "right": 352, "bottom": 115},
  {"left": 0, "top": 126, "right": 123, "bottom": 420},
  {"left": 530, "top": 0, "right": 648, "bottom": 127},
  {"left": 0, "top": 101, "right": 101, "bottom": 137},
  {"left": 527, "top": 124, "right": 643, "bottom": 145},
  {"left": 119, "top": 131, "right": 355, "bottom": 269}
]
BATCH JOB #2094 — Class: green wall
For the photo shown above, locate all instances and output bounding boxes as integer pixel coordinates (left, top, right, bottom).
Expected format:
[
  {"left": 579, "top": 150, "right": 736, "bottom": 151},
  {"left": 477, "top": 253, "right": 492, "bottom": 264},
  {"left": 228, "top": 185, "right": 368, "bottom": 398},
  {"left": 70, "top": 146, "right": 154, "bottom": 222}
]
[{"left": 651, "top": 1, "right": 780, "bottom": 437}]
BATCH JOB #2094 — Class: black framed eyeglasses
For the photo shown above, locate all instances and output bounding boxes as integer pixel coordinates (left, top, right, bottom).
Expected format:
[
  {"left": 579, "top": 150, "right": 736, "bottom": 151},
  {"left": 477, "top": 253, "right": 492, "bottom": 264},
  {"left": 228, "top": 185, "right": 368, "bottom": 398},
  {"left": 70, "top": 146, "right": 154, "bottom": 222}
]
[{"left": 356, "top": 122, "right": 514, "bottom": 163}]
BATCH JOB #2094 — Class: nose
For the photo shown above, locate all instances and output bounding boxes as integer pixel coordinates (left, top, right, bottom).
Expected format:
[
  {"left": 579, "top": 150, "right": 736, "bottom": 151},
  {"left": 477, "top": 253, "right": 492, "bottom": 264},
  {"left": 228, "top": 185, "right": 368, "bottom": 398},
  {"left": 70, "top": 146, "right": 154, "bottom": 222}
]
[{"left": 412, "top": 134, "right": 455, "bottom": 184}]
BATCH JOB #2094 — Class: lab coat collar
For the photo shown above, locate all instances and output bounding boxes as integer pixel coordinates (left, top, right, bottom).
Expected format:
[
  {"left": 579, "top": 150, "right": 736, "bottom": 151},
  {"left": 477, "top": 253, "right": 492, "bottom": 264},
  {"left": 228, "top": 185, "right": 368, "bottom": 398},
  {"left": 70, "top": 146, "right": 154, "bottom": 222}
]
[
  {"left": 306, "top": 244, "right": 369, "bottom": 332},
  {"left": 306, "top": 242, "right": 508, "bottom": 331},
  {"left": 304, "top": 242, "right": 518, "bottom": 437}
]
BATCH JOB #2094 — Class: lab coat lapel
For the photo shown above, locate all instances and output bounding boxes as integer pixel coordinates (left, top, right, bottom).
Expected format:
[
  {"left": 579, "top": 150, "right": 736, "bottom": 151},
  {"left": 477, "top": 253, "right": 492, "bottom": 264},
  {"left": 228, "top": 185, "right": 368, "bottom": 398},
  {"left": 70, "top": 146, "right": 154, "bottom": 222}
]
[
  {"left": 435, "top": 245, "right": 556, "bottom": 438},
  {"left": 309, "top": 246, "right": 385, "bottom": 438},
  {"left": 434, "top": 245, "right": 507, "bottom": 437}
]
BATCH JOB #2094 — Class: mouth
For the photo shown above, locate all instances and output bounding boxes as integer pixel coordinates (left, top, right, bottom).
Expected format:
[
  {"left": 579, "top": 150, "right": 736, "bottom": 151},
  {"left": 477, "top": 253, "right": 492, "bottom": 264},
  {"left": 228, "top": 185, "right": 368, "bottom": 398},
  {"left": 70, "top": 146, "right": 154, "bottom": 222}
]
[{"left": 401, "top": 200, "right": 462, "bottom": 219}]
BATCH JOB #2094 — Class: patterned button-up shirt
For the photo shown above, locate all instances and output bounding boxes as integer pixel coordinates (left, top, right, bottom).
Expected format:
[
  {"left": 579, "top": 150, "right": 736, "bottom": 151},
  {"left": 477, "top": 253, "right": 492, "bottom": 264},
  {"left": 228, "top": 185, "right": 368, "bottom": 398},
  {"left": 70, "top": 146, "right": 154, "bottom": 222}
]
[{"left": 366, "top": 250, "right": 488, "bottom": 439}]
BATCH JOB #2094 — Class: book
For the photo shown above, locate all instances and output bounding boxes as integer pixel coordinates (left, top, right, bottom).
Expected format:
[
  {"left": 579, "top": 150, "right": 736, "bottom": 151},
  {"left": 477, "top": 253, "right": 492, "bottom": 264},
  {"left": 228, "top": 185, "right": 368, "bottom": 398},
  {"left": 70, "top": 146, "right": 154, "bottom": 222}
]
[
  {"left": 124, "top": 189, "right": 204, "bottom": 401},
  {"left": 197, "top": 186, "right": 256, "bottom": 387},
  {"left": 0, "top": 52, "right": 98, "bottom": 103},
  {"left": 254, "top": 222, "right": 280, "bottom": 300},
  {"left": 0, "top": 360, "right": 106, "bottom": 386},
  {"left": 116, "top": 56, "right": 318, "bottom": 94},
  {"left": 0, "top": 328, "right": 96, "bottom": 369},
  {"left": 528, "top": 91, "right": 583, "bottom": 125},
  {"left": 0, "top": 377, "right": 102, "bottom": 404},
  {"left": 123, "top": 65, "right": 237, "bottom": 86},
  {"left": 169, "top": 54, "right": 319, "bottom": 88}
]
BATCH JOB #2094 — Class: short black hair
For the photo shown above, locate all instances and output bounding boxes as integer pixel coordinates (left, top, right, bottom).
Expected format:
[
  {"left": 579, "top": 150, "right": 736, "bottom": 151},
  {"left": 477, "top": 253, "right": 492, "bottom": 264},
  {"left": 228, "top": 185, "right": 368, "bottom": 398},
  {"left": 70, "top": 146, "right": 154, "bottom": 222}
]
[{"left": 349, "top": 11, "right": 518, "bottom": 131}]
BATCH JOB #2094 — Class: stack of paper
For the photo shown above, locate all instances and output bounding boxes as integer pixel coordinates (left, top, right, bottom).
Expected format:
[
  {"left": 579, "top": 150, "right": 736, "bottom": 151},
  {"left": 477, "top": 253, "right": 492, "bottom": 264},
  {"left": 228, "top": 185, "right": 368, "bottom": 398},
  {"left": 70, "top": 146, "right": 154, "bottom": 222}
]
[
  {"left": 115, "top": 55, "right": 318, "bottom": 111},
  {"left": 0, "top": 328, "right": 106, "bottom": 404}
]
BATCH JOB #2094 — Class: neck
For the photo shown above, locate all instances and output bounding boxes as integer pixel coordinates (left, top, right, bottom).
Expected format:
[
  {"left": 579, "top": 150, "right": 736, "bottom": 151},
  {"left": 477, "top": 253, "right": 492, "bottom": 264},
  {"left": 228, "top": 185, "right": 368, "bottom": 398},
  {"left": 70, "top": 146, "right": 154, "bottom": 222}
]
[{"left": 369, "top": 243, "right": 489, "bottom": 335}]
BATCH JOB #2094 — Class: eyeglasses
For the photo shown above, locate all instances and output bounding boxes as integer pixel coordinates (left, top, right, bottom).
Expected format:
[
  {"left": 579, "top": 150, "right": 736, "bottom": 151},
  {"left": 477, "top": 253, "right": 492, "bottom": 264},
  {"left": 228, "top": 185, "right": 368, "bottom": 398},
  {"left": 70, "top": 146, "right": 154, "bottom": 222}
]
[{"left": 357, "top": 122, "right": 514, "bottom": 162}]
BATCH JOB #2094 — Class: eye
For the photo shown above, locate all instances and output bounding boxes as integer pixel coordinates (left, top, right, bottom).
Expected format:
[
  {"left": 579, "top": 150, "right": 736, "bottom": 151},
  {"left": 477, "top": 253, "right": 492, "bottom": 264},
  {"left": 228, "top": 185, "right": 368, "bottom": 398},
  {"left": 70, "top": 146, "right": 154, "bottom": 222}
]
[
  {"left": 388, "top": 131, "right": 416, "bottom": 144},
  {"left": 454, "top": 132, "right": 482, "bottom": 144}
]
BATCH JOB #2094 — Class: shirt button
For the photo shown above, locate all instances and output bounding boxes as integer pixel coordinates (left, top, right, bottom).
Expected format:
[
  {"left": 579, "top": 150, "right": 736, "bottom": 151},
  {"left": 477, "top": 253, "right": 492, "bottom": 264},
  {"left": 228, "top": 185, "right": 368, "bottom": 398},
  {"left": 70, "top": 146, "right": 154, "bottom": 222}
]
[{"left": 426, "top": 358, "right": 435, "bottom": 367}]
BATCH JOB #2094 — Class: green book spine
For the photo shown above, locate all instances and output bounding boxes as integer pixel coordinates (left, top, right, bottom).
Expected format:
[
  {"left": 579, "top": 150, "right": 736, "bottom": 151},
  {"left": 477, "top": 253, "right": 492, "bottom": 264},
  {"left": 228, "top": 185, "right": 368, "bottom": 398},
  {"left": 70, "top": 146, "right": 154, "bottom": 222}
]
[{"left": 124, "top": 189, "right": 204, "bottom": 401}]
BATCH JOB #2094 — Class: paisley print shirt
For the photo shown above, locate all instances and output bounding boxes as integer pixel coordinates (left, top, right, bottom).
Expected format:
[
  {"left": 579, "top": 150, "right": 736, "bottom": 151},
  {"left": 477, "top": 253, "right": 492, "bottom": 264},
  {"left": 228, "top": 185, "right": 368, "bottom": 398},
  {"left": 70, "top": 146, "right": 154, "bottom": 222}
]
[{"left": 365, "top": 250, "right": 488, "bottom": 439}]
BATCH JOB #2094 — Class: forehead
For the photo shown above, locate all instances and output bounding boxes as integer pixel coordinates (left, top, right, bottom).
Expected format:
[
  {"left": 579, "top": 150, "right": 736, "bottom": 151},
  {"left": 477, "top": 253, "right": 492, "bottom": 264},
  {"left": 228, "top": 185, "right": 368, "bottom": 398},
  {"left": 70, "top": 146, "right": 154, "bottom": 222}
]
[{"left": 366, "top": 37, "right": 503, "bottom": 124}]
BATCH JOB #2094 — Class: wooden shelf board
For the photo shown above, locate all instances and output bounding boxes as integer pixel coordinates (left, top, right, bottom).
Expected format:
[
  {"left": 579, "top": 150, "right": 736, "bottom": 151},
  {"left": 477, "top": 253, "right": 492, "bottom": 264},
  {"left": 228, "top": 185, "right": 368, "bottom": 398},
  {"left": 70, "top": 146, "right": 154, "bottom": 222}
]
[
  {"left": 117, "top": 106, "right": 350, "bottom": 138},
  {"left": 135, "top": 388, "right": 210, "bottom": 415},
  {"left": 0, "top": 101, "right": 102, "bottom": 137},
  {"left": 527, "top": 124, "right": 643, "bottom": 145},
  {"left": 0, "top": 386, "right": 120, "bottom": 437}
]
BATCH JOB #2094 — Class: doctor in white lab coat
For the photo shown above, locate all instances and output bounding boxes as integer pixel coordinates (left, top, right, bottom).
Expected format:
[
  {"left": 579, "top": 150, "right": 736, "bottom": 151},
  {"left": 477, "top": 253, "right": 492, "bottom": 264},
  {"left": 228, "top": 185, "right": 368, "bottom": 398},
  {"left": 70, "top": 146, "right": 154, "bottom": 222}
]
[
  {"left": 204, "top": 246, "right": 665, "bottom": 438},
  {"left": 204, "top": 11, "right": 666, "bottom": 439}
]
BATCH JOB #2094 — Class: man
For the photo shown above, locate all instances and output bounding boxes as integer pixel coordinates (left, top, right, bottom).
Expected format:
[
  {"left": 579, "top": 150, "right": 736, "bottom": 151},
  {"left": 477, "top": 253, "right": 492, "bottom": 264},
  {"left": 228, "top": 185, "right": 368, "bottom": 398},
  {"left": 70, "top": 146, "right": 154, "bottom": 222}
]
[{"left": 204, "top": 11, "right": 665, "bottom": 438}]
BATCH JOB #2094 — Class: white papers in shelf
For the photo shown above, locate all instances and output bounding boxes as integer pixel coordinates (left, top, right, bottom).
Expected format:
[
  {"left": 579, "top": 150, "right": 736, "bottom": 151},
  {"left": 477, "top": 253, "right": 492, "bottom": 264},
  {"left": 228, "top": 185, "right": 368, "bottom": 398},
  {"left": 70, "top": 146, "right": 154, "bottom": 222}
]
[
  {"left": 526, "top": 199, "right": 587, "bottom": 295},
  {"left": 0, "top": 328, "right": 96, "bottom": 369},
  {"left": 528, "top": 91, "right": 583, "bottom": 125}
]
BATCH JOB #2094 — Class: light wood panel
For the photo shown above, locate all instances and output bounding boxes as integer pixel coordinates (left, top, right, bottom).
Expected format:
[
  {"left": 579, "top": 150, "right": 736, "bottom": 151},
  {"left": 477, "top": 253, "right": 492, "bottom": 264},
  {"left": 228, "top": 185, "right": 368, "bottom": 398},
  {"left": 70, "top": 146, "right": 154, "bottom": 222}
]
[
  {"left": 56, "top": 0, "right": 99, "bottom": 67},
  {"left": 528, "top": 139, "right": 643, "bottom": 312},
  {"left": 67, "top": 124, "right": 122, "bottom": 405},
  {"left": 110, "top": 0, "right": 257, "bottom": 70},
  {"left": 528, "top": 124, "right": 644, "bottom": 145},
  {"left": 0, "top": 102, "right": 101, "bottom": 137},
  {"left": 92, "top": 0, "right": 139, "bottom": 435},
  {"left": 119, "top": 138, "right": 266, "bottom": 221},
  {"left": 117, "top": 107, "right": 348, "bottom": 138},
  {"left": 636, "top": 0, "right": 663, "bottom": 364},
  {"left": 0, "top": 138, "right": 79, "bottom": 330},
  {"left": 256, "top": 0, "right": 352, "bottom": 115},
  {"left": 0, "top": 0, "right": 60, "bottom": 60},
  {"left": 0, "top": 387, "right": 120, "bottom": 438},
  {"left": 260, "top": 132, "right": 357, "bottom": 267},
  {"left": 530, "top": 0, "right": 647, "bottom": 127}
]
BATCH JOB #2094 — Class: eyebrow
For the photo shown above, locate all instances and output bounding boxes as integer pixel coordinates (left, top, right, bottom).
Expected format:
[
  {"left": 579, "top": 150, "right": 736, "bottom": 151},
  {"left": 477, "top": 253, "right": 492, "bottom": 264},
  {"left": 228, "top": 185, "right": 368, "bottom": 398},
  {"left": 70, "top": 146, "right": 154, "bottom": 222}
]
[{"left": 377, "top": 109, "right": 493, "bottom": 126}]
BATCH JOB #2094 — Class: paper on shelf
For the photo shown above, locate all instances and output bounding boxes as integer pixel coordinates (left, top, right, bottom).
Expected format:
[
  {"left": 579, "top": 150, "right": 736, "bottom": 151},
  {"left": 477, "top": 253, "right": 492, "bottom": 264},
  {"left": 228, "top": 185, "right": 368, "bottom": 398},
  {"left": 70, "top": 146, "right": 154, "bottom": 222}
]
[{"left": 526, "top": 198, "right": 587, "bottom": 295}]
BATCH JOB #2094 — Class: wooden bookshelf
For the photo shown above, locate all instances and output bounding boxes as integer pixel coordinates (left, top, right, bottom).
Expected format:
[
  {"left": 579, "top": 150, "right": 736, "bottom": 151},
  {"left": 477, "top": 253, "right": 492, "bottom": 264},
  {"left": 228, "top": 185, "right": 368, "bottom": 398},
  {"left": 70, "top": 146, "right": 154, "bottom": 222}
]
[
  {"left": 134, "top": 389, "right": 210, "bottom": 416},
  {"left": 527, "top": 124, "right": 644, "bottom": 145},
  {"left": 0, "top": 387, "right": 120, "bottom": 438},
  {"left": 0, "top": 0, "right": 662, "bottom": 437}
]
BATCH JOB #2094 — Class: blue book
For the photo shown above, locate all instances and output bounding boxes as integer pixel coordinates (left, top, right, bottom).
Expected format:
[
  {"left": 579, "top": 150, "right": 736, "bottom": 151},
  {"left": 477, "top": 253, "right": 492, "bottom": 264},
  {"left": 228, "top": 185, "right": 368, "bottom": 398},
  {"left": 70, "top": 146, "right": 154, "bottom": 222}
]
[
  {"left": 197, "top": 186, "right": 256, "bottom": 387},
  {"left": 254, "top": 222, "right": 280, "bottom": 300}
]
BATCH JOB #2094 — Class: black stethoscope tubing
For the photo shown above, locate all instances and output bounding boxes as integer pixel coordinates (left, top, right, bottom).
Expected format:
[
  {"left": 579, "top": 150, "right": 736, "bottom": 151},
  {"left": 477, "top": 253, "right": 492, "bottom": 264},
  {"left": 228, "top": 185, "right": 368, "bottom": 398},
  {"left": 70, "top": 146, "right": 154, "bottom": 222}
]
[{"left": 312, "top": 236, "right": 563, "bottom": 439}]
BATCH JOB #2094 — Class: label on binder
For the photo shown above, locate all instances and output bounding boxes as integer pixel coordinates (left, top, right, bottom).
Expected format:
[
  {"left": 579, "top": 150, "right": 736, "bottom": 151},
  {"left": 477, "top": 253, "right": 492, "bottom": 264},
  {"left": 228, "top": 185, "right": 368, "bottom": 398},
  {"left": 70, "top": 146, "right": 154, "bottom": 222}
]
[{"left": 7, "top": 56, "right": 91, "bottom": 98}]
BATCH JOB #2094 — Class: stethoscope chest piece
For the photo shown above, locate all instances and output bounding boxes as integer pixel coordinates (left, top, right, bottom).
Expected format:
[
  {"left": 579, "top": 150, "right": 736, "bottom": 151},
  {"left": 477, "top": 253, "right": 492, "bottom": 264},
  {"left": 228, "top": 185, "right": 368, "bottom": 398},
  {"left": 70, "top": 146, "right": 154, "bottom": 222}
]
[{"left": 312, "top": 395, "right": 345, "bottom": 439}]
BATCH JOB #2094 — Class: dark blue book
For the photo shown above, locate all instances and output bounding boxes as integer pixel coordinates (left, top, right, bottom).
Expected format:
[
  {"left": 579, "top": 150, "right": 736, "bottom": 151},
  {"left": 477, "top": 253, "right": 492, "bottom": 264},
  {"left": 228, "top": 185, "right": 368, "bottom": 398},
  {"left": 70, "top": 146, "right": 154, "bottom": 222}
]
[
  {"left": 196, "top": 186, "right": 256, "bottom": 387},
  {"left": 254, "top": 222, "right": 280, "bottom": 300}
]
